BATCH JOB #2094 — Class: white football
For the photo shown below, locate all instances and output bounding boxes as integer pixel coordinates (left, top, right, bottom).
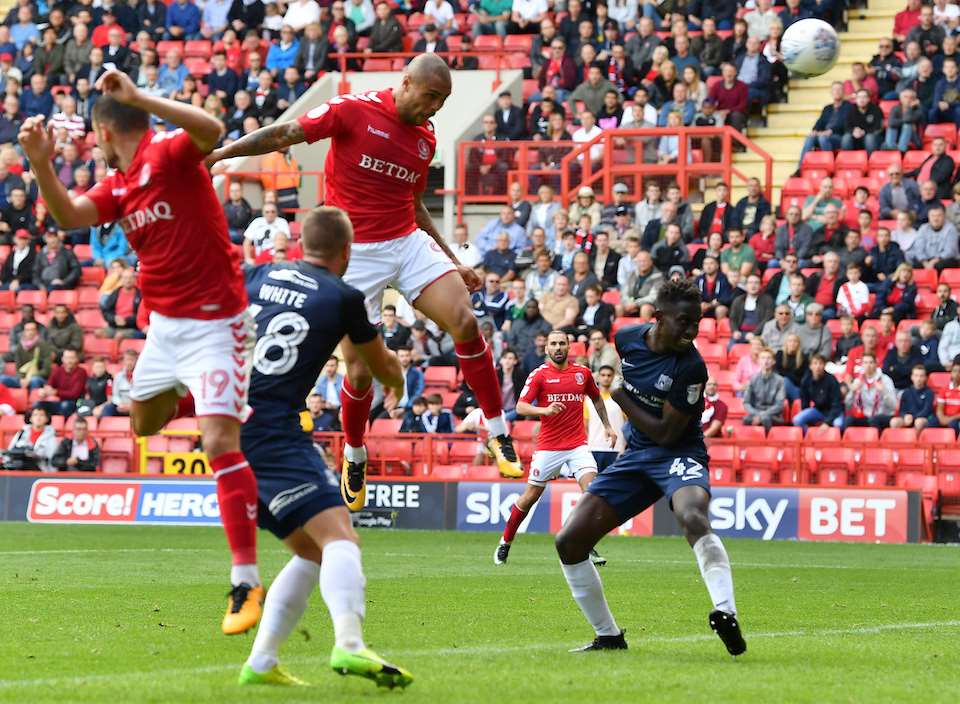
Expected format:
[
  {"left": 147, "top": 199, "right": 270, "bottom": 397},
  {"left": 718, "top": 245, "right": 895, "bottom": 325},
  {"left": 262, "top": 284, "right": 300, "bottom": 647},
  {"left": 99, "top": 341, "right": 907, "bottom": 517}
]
[{"left": 781, "top": 19, "right": 840, "bottom": 79}]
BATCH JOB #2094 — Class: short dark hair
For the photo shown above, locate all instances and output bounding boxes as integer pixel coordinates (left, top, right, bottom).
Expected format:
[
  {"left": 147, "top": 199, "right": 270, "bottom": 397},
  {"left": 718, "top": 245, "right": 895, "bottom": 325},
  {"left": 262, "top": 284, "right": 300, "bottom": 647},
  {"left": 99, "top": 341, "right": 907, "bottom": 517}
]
[
  {"left": 656, "top": 277, "right": 701, "bottom": 309},
  {"left": 598, "top": 365, "right": 616, "bottom": 374},
  {"left": 911, "top": 364, "right": 927, "bottom": 374},
  {"left": 382, "top": 304, "right": 397, "bottom": 314},
  {"left": 426, "top": 393, "right": 442, "bottom": 405},
  {"left": 301, "top": 205, "right": 353, "bottom": 258},
  {"left": 809, "top": 353, "right": 827, "bottom": 365},
  {"left": 411, "top": 395, "right": 427, "bottom": 406},
  {"left": 92, "top": 95, "right": 150, "bottom": 135}
]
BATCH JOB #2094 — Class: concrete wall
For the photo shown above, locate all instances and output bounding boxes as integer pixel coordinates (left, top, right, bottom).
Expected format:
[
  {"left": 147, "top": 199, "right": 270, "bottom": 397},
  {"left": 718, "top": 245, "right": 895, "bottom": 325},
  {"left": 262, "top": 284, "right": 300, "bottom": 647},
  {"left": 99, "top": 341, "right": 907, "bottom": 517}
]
[{"left": 216, "top": 68, "right": 525, "bottom": 236}]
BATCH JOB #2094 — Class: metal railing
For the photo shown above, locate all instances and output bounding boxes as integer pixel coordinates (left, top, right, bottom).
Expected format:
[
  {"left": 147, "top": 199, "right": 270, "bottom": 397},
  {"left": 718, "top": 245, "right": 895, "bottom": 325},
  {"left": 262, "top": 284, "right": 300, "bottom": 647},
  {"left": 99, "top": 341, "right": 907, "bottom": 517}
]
[{"left": 456, "top": 126, "right": 774, "bottom": 222}]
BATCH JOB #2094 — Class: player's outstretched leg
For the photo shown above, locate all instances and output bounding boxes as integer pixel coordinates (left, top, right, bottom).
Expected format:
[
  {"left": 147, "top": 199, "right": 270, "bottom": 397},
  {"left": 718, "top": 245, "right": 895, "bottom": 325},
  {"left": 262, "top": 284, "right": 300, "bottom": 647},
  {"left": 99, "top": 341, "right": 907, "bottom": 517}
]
[
  {"left": 201, "top": 417, "right": 263, "bottom": 636},
  {"left": 339, "top": 341, "right": 374, "bottom": 511},
  {"left": 414, "top": 275, "right": 522, "bottom": 478},
  {"left": 495, "top": 484, "right": 545, "bottom": 565},
  {"left": 555, "top": 493, "right": 626, "bottom": 652},
  {"left": 673, "top": 486, "right": 746, "bottom": 656}
]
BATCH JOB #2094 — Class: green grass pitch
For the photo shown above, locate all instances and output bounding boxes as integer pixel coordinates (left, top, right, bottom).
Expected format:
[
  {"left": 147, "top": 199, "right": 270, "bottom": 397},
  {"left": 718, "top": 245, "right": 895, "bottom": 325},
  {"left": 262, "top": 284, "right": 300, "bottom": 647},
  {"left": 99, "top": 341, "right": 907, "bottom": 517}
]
[{"left": 2, "top": 524, "right": 959, "bottom": 703}]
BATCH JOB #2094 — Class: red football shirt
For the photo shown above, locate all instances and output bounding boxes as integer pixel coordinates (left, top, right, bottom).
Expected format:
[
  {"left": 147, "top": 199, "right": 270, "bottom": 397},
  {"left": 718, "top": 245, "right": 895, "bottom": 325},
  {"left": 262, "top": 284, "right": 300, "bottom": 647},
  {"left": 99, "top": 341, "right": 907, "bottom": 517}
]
[
  {"left": 297, "top": 89, "right": 436, "bottom": 244},
  {"left": 86, "top": 130, "right": 246, "bottom": 320},
  {"left": 519, "top": 362, "right": 600, "bottom": 451},
  {"left": 937, "top": 384, "right": 960, "bottom": 417}
]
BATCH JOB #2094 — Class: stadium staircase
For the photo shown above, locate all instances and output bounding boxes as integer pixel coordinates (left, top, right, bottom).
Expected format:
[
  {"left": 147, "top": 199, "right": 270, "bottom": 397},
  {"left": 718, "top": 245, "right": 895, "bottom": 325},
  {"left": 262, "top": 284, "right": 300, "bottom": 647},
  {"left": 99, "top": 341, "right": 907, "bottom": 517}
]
[{"left": 734, "top": 0, "right": 902, "bottom": 207}]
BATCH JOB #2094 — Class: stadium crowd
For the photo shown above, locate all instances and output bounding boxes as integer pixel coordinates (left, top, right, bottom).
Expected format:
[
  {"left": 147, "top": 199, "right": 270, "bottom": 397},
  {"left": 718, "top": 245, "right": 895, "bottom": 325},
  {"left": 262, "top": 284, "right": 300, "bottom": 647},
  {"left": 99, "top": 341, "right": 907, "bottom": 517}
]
[{"left": 1, "top": 0, "right": 960, "bottom": 472}]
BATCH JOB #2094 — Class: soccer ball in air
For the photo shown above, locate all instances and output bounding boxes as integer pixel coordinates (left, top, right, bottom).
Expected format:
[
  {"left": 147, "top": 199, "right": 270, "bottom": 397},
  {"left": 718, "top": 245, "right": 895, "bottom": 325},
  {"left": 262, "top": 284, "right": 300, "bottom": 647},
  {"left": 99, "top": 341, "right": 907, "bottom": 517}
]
[{"left": 781, "top": 19, "right": 840, "bottom": 79}]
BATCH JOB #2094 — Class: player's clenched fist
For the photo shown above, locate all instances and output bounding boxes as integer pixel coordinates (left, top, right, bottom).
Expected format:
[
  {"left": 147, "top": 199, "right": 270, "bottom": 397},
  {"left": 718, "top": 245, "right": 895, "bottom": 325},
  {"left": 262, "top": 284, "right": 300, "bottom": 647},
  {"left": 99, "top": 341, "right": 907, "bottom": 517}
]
[
  {"left": 542, "top": 401, "right": 565, "bottom": 416},
  {"left": 457, "top": 265, "right": 482, "bottom": 292},
  {"left": 18, "top": 116, "right": 55, "bottom": 163},
  {"left": 95, "top": 69, "right": 140, "bottom": 105}
]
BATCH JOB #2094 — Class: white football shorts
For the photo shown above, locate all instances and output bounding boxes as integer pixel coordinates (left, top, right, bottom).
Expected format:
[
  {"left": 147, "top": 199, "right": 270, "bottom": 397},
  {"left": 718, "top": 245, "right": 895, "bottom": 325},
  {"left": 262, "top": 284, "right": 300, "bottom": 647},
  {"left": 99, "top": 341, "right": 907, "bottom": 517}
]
[
  {"left": 343, "top": 228, "right": 457, "bottom": 324},
  {"left": 528, "top": 446, "right": 599, "bottom": 488},
  {"left": 130, "top": 311, "right": 255, "bottom": 420}
]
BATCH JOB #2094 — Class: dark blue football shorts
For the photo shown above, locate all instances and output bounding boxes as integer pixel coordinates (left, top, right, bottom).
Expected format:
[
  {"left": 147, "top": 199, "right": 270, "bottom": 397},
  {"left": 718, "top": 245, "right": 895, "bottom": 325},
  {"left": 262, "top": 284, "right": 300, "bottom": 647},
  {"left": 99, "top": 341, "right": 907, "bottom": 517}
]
[
  {"left": 587, "top": 446, "right": 711, "bottom": 522},
  {"left": 241, "top": 425, "right": 344, "bottom": 539}
]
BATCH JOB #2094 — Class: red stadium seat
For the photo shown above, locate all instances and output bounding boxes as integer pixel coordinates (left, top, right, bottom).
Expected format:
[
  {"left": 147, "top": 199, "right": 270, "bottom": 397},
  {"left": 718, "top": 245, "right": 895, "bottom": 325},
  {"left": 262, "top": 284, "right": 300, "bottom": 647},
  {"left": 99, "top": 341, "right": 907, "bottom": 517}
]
[
  {"left": 184, "top": 57, "right": 210, "bottom": 77},
  {"left": 424, "top": 366, "right": 458, "bottom": 390},
  {"left": 16, "top": 289, "right": 47, "bottom": 312},
  {"left": 81, "top": 267, "right": 106, "bottom": 286},
  {"left": 938, "top": 268, "right": 960, "bottom": 288},
  {"left": 922, "top": 122, "right": 957, "bottom": 147},
  {"left": 156, "top": 40, "right": 184, "bottom": 56},
  {"left": 894, "top": 447, "right": 929, "bottom": 473},
  {"left": 568, "top": 341, "right": 587, "bottom": 358},
  {"left": 98, "top": 416, "right": 131, "bottom": 436},
  {"left": 184, "top": 39, "right": 212, "bottom": 59},
  {"left": 696, "top": 342, "right": 726, "bottom": 367},
  {"left": 708, "top": 444, "right": 737, "bottom": 475},
  {"left": 83, "top": 337, "right": 118, "bottom": 360},
  {"left": 902, "top": 150, "right": 929, "bottom": 172},
  {"left": 937, "top": 470, "right": 960, "bottom": 498},
  {"left": 859, "top": 448, "right": 894, "bottom": 486},
  {"left": 879, "top": 99, "right": 897, "bottom": 120},
  {"left": 742, "top": 467, "right": 773, "bottom": 484},
  {"left": 880, "top": 427, "right": 919, "bottom": 447},
  {"left": 767, "top": 426, "right": 802, "bottom": 444},
  {"left": 740, "top": 446, "right": 778, "bottom": 472},
  {"left": 503, "top": 35, "right": 533, "bottom": 51},
  {"left": 76, "top": 309, "right": 106, "bottom": 331},
  {"left": 363, "top": 58, "right": 393, "bottom": 71},
  {"left": 842, "top": 426, "right": 879, "bottom": 446},
  {"left": 834, "top": 150, "right": 868, "bottom": 174},
  {"left": 507, "top": 53, "right": 531, "bottom": 69},
  {"left": 601, "top": 290, "right": 620, "bottom": 305},
  {"left": 915, "top": 289, "right": 939, "bottom": 315},
  {"left": 936, "top": 448, "right": 960, "bottom": 470},
  {"left": 731, "top": 425, "right": 765, "bottom": 442},
  {"left": 464, "top": 466, "right": 503, "bottom": 481},
  {"left": 430, "top": 464, "right": 465, "bottom": 480},
  {"left": 800, "top": 150, "right": 835, "bottom": 175},
  {"left": 725, "top": 396, "right": 746, "bottom": 421},
  {"left": 867, "top": 150, "right": 901, "bottom": 179},
  {"left": 47, "top": 290, "right": 79, "bottom": 311},
  {"left": 72, "top": 244, "right": 92, "bottom": 261},
  {"left": 474, "top": 35, "right": 502, "bottom": 50},
  {"left": 698, "top": 318, "right": 716, "bottom": 342},
  {"left": 119, "top": 338, "right": 146, "bottom": 355},
  {"left": 714, "top": 369, "right": 735, "bottom": 392},
  {"left": 710, "top": 465, "right": 736, "bottom": 483},
  {"left": 817, "top": 468, "right": 849, "bottom": 486},
  {"left": 919, "top": 427, "right": 957, "bottom": 448},
  {"left": 511, "top": 420, "right": 538, "bottom": 441},
  {"left": 370, "top": 418, "right": 401, "bottom": 435}
]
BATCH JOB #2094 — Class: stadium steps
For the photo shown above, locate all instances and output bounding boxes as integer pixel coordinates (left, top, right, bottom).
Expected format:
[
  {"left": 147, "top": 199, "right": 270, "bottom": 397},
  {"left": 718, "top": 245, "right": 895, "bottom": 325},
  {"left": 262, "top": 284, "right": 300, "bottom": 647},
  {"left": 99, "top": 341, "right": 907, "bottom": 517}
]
[{"left": 731, "top": 0, "right": 901, "bottom": 208}]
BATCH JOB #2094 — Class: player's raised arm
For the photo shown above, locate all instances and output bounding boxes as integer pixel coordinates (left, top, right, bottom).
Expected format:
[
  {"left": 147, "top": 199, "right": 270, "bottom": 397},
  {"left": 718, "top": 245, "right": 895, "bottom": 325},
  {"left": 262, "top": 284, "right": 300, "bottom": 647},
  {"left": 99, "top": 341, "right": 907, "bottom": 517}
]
[
  {"left": 95, "top": 69, "right": 223, "bottom": 154},
  {"left": 18, "top": 117, "right": 99, "bottom": 229},
  {"left": 208, "top": 119, "right": 306, "bottom": 164}
]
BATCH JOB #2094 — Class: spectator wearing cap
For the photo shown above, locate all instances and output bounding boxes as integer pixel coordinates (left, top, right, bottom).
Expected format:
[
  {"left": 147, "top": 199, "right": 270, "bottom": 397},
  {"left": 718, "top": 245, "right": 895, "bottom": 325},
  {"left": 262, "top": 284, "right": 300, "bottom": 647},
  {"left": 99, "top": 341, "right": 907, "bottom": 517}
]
[
  {"left": 568, "top": 62, "right": 615, "bottom": 117},
  {"left": 411, "top": 23, "right": 449, "bottom": 61},
  {"left": 166, "top": 0, "right": 202, "bottom": 40},
  {"left": 0, "top": 229, "right": 36, "bottom": 291},
  {"left": 568, "top": 186, "right": 602, "bottom": 229},
  {"left": 33, "top": 230, "right": 80, "bottom": 292},
  {"left": 494, "top": 90, "right": 525, "bottom": 140},
  {"left": 599, "top": 182, "right": 632, "bottom": 224}
]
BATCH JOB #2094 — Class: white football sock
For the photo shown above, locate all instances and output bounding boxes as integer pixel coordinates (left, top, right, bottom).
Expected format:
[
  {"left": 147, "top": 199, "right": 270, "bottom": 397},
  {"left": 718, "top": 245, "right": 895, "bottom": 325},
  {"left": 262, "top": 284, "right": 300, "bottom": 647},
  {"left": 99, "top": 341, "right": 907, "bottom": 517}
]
[
  {"left": 320, "top": 540, "right": 366, "bottom": 653},
  {"left": 344, "top": 444, "right": 367, "bottom": 463},
  {"left": 693, "top": 533, "right": 737, "bottom": 615},
  {"left": 231, "top": 563, "right": 261, "bottom": 587},
  {"left": 247, "top": 556, "right": 319, "bottom": 673},
  {"left": 484, "top": 413, "right": 507, "bottom": 439},
  {"left": 560, "top": 559, "right": 620, "bottom": 637}
]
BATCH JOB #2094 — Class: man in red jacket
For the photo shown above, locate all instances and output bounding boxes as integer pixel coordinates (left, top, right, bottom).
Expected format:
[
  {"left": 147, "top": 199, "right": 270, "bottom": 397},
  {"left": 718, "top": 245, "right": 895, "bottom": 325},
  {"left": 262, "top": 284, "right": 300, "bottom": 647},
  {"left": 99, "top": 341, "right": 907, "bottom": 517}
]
[
  {"left": 707, "top": 62, "right": 748, "bottom": 132},
  {"left": 38, "top": 349, "right": 88, "bottom": 416}
]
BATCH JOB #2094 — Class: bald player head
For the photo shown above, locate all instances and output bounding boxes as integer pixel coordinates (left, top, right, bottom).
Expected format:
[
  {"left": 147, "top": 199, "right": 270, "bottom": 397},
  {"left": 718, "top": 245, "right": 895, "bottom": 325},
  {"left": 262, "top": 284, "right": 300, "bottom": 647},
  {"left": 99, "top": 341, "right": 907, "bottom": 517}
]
[
  {"left": 395, "top": 53, "right": 452, "bottom": 125},
  {"left": 301, "top": 206, "right": 354, "bottom": 275}
]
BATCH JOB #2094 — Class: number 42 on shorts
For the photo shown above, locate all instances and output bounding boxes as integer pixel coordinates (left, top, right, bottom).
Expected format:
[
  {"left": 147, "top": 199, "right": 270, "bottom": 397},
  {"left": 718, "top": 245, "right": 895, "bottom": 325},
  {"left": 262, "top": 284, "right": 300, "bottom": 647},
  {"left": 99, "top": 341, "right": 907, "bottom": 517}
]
[{"left": 669, "top": 457, "right": 705, "bottom": 482}]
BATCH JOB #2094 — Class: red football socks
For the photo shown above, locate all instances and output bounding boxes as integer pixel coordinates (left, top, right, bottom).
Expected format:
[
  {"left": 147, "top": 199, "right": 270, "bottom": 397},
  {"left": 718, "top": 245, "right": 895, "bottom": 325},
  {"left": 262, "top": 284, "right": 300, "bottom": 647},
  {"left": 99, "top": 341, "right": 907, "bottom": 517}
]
[
  {"left": 455, "top": 336, "right": 504, "bottom": 421},
  {"left": 341, "top": 378, "right": 373, "bottom": 448},
  {"left": 502, "top": 503, "right": 528, "bottom": 544},
  {"left": 211, "top": 451, "right": 258, "bottom": 566}
]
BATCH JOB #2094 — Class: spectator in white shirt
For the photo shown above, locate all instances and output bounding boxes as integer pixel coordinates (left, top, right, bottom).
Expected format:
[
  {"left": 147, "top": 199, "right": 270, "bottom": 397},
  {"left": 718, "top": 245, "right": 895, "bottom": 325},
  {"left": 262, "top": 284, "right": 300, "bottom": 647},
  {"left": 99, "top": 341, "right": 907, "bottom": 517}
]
[
  {"left": 48, "top": 97, "right": 86, "bottom": 141},
  {"left": 620, "top": 86, "right": 657, "bottom": 127},
  {"left": 836, "top": 262, "right": 871, "bottom": 320},
  {"left": 242, "top": 202, "right": 290, "bottom": 263},
  {"left": 283, "top": 0, "right": 322, "bottom": 32},
  {"left": 423, "top": 0, "right": 458, "bottom": 35},
  {"left": 450, "top": 223, "right": 481, "bottom": 268},
  {"left": 572, "top": 109, "right": 603, "bottom": 163},
  {"left": 510, "top": 0, "right": 548, "bottom": 33},
  {"left": 745, "top": 0, "right": 778, "bottom": 39}
]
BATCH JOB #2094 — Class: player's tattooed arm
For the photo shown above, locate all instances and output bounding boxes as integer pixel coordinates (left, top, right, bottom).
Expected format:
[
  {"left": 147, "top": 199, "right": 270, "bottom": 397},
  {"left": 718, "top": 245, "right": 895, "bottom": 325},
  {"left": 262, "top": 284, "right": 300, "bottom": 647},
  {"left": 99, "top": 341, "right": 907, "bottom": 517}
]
[
  {"left": 413, "top": 192, "right": 483, "bottom": 292},
  {"left": 207, "top": 120, "right": 306, "bottom": 163},
  {"left": 611, "top": 389, "right": 691, "bottom": 447}
]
